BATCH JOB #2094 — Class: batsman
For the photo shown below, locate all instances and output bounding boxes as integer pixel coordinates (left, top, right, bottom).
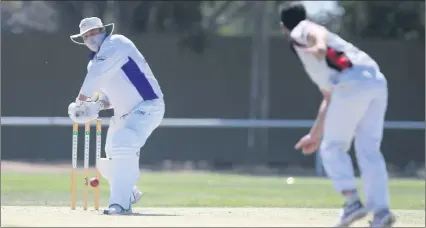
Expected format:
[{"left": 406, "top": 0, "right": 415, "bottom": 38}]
[{"left": 67, "top": 17, "right": 165, "bottom": 215}]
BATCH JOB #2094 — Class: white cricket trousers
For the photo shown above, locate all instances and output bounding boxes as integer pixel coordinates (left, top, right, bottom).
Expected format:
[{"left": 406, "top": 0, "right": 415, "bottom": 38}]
[
  {"left": 103, "top": 99, "right": 165, "bottom": 209},
  {"left": 320, "top": 65, "right": 390, "bottom": 212}
]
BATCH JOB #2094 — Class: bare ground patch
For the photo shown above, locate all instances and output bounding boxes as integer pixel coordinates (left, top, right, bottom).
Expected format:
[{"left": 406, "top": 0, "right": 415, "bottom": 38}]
[
  {"left": 1, "top": 206, "right": 424, "bottom": 227},
  {"left": 1, "top": 161, "right": 71, "bottom": 173},
  {"left": 1, "top": 161, "right": 88, "bottom": 173}
]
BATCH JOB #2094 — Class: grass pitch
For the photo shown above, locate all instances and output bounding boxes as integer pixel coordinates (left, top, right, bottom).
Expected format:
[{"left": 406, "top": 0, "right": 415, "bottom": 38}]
[
  {"left": 1, "top": 171, "right": 425, "bottom": 227},
  {"left": 1, "top": 171, "right": 424, "bottom": 209}
]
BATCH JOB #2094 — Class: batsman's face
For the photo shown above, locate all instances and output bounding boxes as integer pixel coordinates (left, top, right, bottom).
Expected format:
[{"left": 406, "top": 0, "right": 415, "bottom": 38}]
[
  {"left": 82, "top": 28, "right": 105, "bottom": 52},
  {"left": 82, "top": 28, "right": 102, "bottom": 42}
]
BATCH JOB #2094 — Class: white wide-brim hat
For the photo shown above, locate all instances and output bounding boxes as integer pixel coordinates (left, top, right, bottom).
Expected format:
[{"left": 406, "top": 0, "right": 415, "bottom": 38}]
[{"left": 70, "top": 17, "right": 114, "bottom": 44}]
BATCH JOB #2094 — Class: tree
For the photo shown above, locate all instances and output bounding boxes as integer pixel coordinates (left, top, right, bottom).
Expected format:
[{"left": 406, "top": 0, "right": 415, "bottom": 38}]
[
  {"left": 1, "top": 1, "right": 59, "bottom": 34},
  {"left": 339, "top": 1, "right": 425, "bottom": 41},
  {"left": 2, "top": 1, "right": 252, "bottom": 53}
]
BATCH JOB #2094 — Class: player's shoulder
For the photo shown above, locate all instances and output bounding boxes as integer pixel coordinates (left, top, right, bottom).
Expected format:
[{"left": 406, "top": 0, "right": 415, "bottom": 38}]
[
  {"left": 98, "top": 34, "right": 134, "bottom": 57},
  {"left": 102, "top": 34, "right": 134, "bottom": 49},
  {"left": 290, "top": 20, "right": 328, "bottom": 42},
  {"left": 108, "top": 34, "right": 132, "bottom": 43},
  {"left": 290, "top": 20, "right": 309, "bottom": 39}
]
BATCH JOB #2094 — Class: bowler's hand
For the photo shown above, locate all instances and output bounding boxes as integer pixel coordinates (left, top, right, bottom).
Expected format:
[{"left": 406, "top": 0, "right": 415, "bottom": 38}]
[{"left": 294, "top": 134, "right": 320, "bottom": 155}]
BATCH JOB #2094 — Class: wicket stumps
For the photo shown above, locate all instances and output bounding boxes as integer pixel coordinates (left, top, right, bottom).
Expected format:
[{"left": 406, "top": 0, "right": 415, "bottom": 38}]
[{"left": 71, "top": 119, "right": 102, "bottom": 210}]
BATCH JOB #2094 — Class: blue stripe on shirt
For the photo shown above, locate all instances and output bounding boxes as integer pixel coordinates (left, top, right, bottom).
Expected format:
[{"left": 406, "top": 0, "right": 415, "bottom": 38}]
[{"left": 121, "top": 57, "right": 158, "bottom": 100}]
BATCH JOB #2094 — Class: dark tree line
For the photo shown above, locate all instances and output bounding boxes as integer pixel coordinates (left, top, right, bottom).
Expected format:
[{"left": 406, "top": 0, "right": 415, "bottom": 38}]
[
  {"left": 2, "top": 1, "right": 424, "bottom": 54},
  {"left": 340, "top": 1, "right": 424, "bottom": 41},
  {"left": 53, "top": 1, "right": 205, "bottom": 53}
]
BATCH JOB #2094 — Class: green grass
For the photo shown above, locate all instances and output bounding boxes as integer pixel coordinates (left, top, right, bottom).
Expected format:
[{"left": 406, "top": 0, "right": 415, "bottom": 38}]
[{"left": 1, "top": 171, "right": 424, "bottom": 209}]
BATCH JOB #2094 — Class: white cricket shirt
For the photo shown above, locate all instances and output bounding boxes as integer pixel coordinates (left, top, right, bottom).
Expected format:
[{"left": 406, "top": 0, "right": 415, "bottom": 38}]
[
  {"left": 79, "top": 34, "right": 164, "bottom": 116},
  {"left": 290, "top": 20, "right": 381, "bottom": 91}
]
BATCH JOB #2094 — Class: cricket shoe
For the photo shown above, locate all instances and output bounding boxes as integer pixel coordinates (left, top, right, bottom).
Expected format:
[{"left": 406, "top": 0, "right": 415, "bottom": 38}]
[
  {"left": 131, "top": 186, "right": 143, "bottom": 204},
  {"left": 369, "top": 209, "right": 396, "bottom": 228},
  {"left": 334, "top": 200, "right": 369, "bottom": 227},
  {"left": 103, "top": 204, "right": 133, "bottom": 215}
]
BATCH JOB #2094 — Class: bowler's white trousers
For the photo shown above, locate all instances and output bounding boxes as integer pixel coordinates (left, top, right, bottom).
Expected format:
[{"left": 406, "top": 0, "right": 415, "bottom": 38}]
[
  {"left": 99, "top": 99, "right": 164, "bottom": 209},
  {"left": 320, "top": 65, "right": 390, "bottom": 212}
]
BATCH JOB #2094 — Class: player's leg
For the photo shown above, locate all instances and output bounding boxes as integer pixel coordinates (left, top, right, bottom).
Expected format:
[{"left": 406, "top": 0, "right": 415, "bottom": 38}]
[
  {"left": 320, "top": 84, "right": 372, "bottom": 227},
  {"left": 104, "top": 101, "right": 164, "bottom": 215},
  {"left": 97, "top": 117, "right": 117, "bottom": 184},
  {"left": 100, "top": 116, "right": 144, "bottom": 205},
  {"left": 103, "top": 126, "right": 140, "bottom": 214},
  {"left": 127, "top": 102, "right": 164, "bottom": 206},
  {"left": 353, "top": 84, "right": 396, "bottom": 227}
]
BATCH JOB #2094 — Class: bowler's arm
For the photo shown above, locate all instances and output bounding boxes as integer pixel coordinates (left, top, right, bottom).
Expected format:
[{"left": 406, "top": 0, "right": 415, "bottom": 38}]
[
  {"left": 309, "top": 89, "right": 331, "bottom": 139},
  {"left": 305, "top": 22, "right": 328, "bottom": 59},
  {"left": 291, "top": 21, "right": 328, "bottom": 60}
]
